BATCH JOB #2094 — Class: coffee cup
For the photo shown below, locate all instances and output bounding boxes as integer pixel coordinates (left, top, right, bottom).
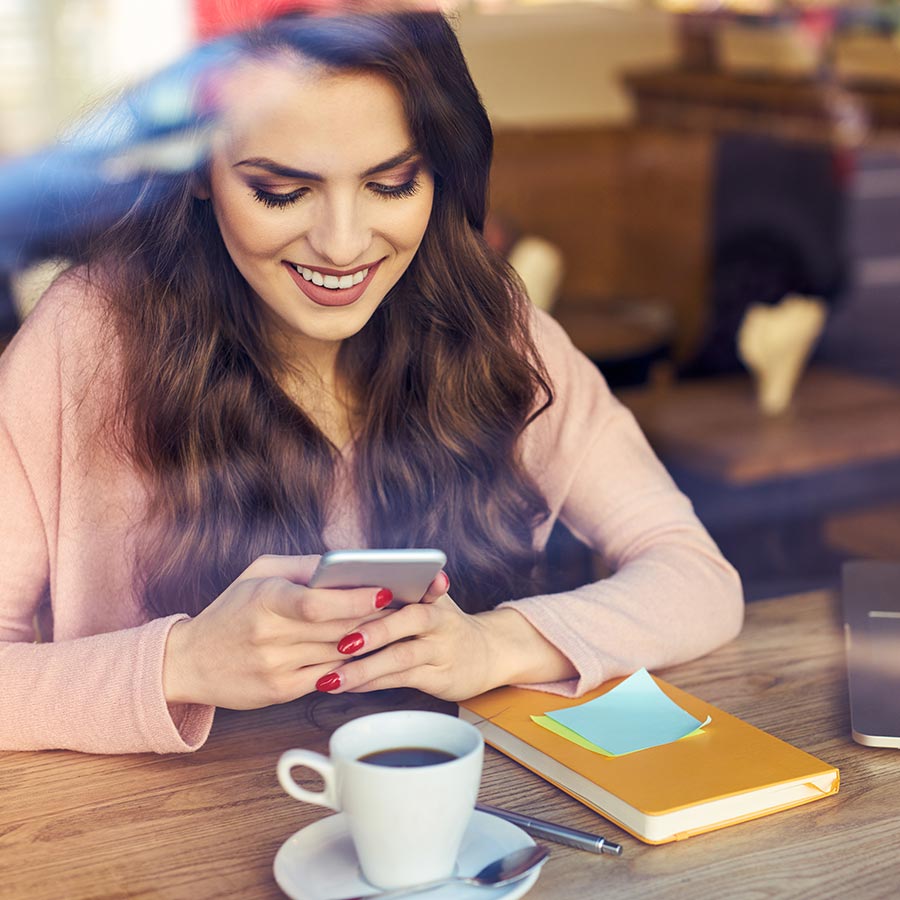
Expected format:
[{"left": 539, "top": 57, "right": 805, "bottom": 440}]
[{"left": 277, "top": 710, "right": 484, "bottom": 889}]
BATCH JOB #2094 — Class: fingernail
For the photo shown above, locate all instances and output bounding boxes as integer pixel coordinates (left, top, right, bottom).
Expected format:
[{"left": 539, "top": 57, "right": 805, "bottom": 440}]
[
  {"left": 374, "top": 589, "right": 393, "bottom": 609},
  {"left": 316, "top": 672, "right": 342, "bottom": 692},
  {"left": 440, "top": 572, "right": 450, "bottom": 593},
  {"left": 337, "top": 632, "right": 365, "bottom": 655}
]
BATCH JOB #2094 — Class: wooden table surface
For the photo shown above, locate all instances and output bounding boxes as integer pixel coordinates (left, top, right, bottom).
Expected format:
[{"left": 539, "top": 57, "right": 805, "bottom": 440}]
[
  {"left": 2, "top": 591, "right": 899, "bottom": 900},
  {"left": 617, "top": 366, "right": 900, "bottom": 485}
]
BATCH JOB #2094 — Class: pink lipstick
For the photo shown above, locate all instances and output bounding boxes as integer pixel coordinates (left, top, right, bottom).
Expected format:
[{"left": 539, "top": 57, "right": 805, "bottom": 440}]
[{"left": 283, "top": 260, "right": 382, "bottom": 308}]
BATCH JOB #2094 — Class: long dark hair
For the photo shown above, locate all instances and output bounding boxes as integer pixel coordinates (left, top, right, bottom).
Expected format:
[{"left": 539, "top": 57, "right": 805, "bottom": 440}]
[{"left": 82, "top": 11, "right": 552, "bottom": 618}]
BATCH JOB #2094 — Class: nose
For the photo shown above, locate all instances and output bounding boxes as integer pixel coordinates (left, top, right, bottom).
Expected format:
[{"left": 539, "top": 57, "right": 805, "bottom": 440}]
[{"left": 306, "top": 192, "right": 373, "bottom": 268}]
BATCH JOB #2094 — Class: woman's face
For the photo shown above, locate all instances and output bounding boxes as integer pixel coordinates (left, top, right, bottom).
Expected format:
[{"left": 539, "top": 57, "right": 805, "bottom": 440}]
[{"left": 202, "top": 59, "right": 434, "bottom": 363}]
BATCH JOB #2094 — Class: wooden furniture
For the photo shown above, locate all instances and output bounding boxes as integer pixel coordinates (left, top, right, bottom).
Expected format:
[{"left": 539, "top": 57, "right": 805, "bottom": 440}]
[
  {"left": 552, "top": 298, "right": 675, "bottom": 378},
  {"left": 626, "top": 53, "right": 900, "bottom": 148},
  {"left": 490, "top": 126, "right": 713, "bottom": 362},
  {"left": 624, "top": 68, "right": 851, "bottom": 145},
  {"left": 825, "top": 500, "right": 900, "bottom": 560},
  {"left": 2, "top": 591, "right": 899, "bottom": 899},
  {"left": 617, "top": 365, "right": 900, "bottom": 486},
  {"left": 618, "top": 365, "right": 900, "bottom": 599}
]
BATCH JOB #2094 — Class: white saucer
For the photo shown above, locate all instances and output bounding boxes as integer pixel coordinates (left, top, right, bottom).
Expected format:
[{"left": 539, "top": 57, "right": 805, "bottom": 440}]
[{"left": 273, "top": 809, "right": 542, "bottom": 900}]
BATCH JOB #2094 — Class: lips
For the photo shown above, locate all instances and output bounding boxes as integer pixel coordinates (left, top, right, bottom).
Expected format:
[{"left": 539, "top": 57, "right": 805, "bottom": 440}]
[{"left": 283, "top": 260, "right": 382, "bottom": 308}]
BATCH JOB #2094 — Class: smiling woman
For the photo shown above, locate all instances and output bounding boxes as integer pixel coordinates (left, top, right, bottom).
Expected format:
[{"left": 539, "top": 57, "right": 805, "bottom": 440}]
[
  {"left": 0, "top": 9, "right": 743, "bottom": 754},
  {"left": 200, "top": 63, "right": 434, "bottom": 359}
]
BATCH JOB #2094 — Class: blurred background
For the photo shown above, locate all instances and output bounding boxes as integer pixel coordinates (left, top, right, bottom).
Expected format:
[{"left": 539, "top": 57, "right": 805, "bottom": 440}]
[{"left": 3, "top": 0, "right": 900, "bottom": 601}]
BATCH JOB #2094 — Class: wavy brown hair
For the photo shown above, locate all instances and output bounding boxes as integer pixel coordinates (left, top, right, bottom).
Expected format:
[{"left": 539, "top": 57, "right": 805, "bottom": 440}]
[{"left": 82, "top": 11, "right": 552, "bottom": 618}]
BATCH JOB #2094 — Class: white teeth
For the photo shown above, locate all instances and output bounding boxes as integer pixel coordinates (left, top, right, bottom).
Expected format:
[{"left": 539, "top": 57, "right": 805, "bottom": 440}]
[{"left": 293, "top": 264, "right": 370, "bottom": 289}]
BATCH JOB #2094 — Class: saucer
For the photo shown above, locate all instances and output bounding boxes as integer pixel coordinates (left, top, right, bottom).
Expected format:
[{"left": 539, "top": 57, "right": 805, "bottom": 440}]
[{"left": 273, "top": 809, "right": 542, "bottom": 900}]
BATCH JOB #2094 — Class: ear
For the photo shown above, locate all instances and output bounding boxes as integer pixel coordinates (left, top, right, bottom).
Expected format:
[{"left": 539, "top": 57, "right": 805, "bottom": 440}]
[{"left": 190, "top": 172, "right": 211, "bottom": 201}]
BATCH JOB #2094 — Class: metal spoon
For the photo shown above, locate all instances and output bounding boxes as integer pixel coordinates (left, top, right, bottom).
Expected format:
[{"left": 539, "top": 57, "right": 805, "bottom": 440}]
[{"left": 336, "top": 844, "right": 550, "bottom": 900}]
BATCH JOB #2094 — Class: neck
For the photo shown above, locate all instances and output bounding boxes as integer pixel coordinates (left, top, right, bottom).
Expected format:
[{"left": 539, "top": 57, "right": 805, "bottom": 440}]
[
  {"left": 264, "top": 308, "right": 341, "bottom": 382},
  {"left": 274, "top": 336, "right": 356, "bottom": 449},
  {"left": 260, "top": 310, "right": 360, "bottom": 447}
]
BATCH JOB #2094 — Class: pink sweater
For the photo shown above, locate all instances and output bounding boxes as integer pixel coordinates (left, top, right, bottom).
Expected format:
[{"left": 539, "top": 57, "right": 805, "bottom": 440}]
[{"left": 0, "top": 273, "right": 743, "bottom": 753}]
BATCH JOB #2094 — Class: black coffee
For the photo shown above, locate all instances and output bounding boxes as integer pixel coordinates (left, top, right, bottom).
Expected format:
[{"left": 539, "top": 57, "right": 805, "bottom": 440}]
[{"left": 358, "top": 747, "right": 457, "bottom": 767}]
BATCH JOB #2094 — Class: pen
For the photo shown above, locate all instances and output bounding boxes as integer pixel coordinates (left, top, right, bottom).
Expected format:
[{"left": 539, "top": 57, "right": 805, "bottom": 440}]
[{"left": 476, "top": 803, "right": 623, "bottom": 856}]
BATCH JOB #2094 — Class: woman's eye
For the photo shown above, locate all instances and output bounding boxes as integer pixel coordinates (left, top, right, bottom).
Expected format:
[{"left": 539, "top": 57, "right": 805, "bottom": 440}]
[
  {"left": 253, "top": 187, "right": 306, "bottom": 209},
  {"left": 369, "top": 177, "right": 420, "bottom": 200}
]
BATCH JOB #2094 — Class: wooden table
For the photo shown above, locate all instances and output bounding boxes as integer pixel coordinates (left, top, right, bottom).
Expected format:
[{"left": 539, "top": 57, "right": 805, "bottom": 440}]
[
  {"left": 825, "top": 500, "right": 900, "bottom": 561},
  {"left": 617, "top": 366, "right": 900, "bottom": 486},
  {"left": 2, "top": 591, "right": 899, "bottom": 899}
]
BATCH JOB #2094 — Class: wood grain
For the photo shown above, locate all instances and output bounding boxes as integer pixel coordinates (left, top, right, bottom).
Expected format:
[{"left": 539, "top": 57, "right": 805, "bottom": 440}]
[
  {"left": 490, "top": 125, "right": 712, "bottom": 362},
  {"left": 2, "top": 592, "right": 899, "bottom": 899}
]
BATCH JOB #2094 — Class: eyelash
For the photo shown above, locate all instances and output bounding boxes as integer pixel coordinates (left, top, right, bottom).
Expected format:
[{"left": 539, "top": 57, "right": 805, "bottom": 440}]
[
  {"left": 253, "top": 176, "right": 421, "bottom": 209},
  {"left": 370, "top": 177, "right": 421, "bottom": 200},
  {"left": 253, "top": 187, "right": 306, "bottom": 209}
]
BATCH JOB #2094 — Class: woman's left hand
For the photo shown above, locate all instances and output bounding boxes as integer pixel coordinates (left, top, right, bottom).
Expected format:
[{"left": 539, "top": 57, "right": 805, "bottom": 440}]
[
  {"left": 314, "top": 578, "right": 577, "bottom": 701},
  {"left": 316, "top": 593, "right": 494, "bottom": 701}
]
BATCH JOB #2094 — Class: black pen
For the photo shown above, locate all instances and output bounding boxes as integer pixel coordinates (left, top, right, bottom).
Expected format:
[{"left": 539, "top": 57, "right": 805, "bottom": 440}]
[{"left": 476, "top": 803, "right": 623, "bottom": 856}]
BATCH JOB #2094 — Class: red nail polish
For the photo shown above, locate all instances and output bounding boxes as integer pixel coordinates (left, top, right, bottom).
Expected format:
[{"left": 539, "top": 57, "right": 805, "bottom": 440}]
[
  {"left": 374, "top": 589, "right": 393, "bottom": 609},
  {"left": 316, "top": 672, "right": 341, "bottom": 692},
  {"left": 337, "top": 632, "right": 365, "bottom": 655}
]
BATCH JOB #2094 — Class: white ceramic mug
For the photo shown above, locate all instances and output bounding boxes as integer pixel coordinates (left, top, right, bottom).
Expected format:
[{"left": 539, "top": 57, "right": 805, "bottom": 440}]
[{"left": 277, "top": 710, "right": 484, "bottom": 890}]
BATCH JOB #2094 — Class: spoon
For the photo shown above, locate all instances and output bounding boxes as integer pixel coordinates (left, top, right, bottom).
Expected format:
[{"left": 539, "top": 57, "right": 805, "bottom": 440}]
[{"left": 335, "top": 844, "right": 550, "bottom": 900}]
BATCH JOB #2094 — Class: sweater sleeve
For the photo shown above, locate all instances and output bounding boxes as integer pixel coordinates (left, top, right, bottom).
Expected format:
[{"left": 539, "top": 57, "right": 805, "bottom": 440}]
[
  {"left": 0, "top": 275, "right": 214, "bottom": 753},
  {"left": 497, "top": 310, "right": 744, "bottom": 696}
]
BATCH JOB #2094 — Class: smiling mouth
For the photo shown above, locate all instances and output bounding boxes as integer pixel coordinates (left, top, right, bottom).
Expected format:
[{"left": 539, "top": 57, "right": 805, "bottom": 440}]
[
  {"left": 283, "top": 259, "right": 383, "bottom": 308},
  {"left": 291, "top": 263, "right": 370, "bottom": 290}
]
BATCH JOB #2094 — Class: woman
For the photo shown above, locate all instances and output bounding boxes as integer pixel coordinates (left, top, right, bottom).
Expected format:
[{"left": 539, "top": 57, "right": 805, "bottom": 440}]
[{"left": 0, "top": 11, "right": 742, "bottom": 754}]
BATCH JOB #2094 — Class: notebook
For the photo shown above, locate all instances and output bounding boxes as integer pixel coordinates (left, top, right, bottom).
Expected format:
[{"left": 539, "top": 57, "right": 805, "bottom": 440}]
[
  {"left": 842, "top": 560, "right": 900, "bottom": 749},
  {"left": 458, "top": 675, "right": 839, "bottom": 844}
]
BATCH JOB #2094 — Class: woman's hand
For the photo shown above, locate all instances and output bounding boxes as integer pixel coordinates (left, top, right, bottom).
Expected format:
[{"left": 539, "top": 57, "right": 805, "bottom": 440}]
[
  {"left": 315, "top": 579, "right": 578, "bottom": 701},
  {"left": 162, "top": 554, "right": 393, "bottom": 710}
]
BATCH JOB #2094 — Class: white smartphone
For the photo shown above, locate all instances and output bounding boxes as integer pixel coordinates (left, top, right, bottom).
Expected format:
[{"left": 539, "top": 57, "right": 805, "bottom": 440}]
[{"left": 308, "top": 548, "right": 447, "bottom": 606}]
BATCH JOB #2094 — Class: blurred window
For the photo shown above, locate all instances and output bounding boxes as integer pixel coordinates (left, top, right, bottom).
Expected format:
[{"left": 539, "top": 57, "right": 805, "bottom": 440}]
[{"left": 0, "top": 0, "right": 192, "bottom": 155}]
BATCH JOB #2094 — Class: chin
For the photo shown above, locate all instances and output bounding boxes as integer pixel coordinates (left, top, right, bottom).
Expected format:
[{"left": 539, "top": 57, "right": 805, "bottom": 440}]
[{"left": 294, "top": 312, "right": 373, "bottom": 345}]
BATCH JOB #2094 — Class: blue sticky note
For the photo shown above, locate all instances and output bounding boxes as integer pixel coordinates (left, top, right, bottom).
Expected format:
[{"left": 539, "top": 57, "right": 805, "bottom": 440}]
[{"left": 545, "top": 668, "right": 707, "bottom": 756}]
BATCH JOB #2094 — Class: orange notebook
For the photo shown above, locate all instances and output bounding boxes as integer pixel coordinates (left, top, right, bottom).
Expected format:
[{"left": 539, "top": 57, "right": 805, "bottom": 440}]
[{"left": 459, "top": 675, "right": 839, "bottom": 844}]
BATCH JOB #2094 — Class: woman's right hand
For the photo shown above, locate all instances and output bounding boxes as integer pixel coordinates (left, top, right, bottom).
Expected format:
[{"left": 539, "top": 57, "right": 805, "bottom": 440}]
[{"left": 161, "top": 554, "right": 393, "bottom": 709}]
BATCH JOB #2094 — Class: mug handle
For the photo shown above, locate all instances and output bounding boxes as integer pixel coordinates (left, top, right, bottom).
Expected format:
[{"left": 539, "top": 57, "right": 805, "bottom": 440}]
[{"left": 277, "top": 749, "right": 340, "bottom": 810}]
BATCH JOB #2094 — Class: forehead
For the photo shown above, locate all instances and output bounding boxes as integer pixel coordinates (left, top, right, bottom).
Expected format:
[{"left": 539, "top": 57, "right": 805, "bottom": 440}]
[{"left": 212, "top": 57, "right": 415, "bottom": 170}]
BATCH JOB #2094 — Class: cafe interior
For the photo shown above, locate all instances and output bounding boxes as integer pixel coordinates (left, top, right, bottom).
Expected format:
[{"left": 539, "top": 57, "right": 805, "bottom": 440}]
[
  {"left": 4, "top": 0, "right": 900, "bottom": 602},
  {"left": 1, "top": 1, "right": 899, "bottom": 898}
]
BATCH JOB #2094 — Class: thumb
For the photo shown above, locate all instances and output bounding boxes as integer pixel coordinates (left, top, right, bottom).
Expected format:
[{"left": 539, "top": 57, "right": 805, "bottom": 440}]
[
  {"left": 238, "top": 554, "right": 322, "bottom": 585},
  {"left": 421, "top": 570, "right": 450, "bottom": 603}
]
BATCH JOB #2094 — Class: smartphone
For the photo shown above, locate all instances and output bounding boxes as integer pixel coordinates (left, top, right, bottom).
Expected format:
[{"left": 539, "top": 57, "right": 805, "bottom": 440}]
[{"left": 308, "top": 549, "right": 447, "bottom": 606}]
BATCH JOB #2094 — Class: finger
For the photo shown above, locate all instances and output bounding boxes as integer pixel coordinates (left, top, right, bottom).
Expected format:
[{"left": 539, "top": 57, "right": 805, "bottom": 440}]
[
  {"left": 243, "top": 641, "right": 348, "bottom": 681},
  {"left": 420, "top": 571, "right": 450, "bottom": 604},
  {"left": 259, "top": 578, "right": 395, "bottom": 624},
  {"left": 265, "top": 660, "right": 347, "bottom": 706},
  {"left": 238, "top": 553, "right": 322, "bottom": 585},
  {"left": 347, "top": 668, "right": 429, "bottom": 693},
  {"left": 284, "top": 607, "right": 396, "bottom": 645},
  {"left": 315, "top": 639, "right": 430, "bottom": 694},
  {"left": 278, "top": 640, "right": 349, "bottom": 668},
  {"left": 333, "top": 601, "right": 438, "bottom": 658}
]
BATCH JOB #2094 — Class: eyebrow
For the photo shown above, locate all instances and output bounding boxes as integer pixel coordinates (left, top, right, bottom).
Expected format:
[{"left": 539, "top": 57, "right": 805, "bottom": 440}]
[{"left": 233, "top": 147, "right": 420, "bottom": 181}]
